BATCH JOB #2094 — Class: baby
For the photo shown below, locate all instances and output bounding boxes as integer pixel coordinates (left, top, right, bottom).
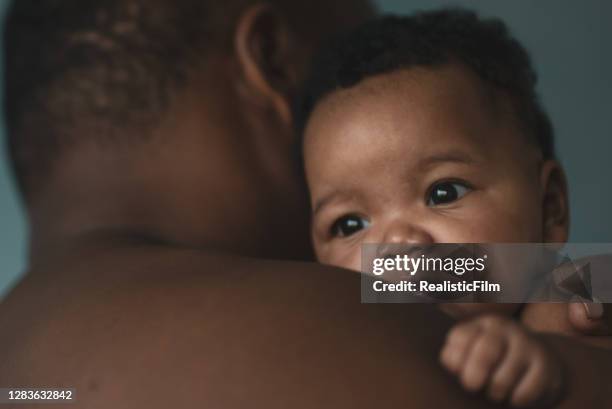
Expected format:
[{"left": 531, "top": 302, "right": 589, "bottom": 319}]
[{"left": 294, "top": 9, "right": 609, "bottom": 408}]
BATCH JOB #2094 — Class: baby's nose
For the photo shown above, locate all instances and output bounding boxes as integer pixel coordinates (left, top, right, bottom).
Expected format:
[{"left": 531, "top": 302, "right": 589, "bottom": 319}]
[
  {"left": 375, "top": 242, "right": 428, "bottom": 260},
  {"left": 375, "top": 223, "right": 434, "bottom": 259},
  {"left": 382, "top": 222, "right": 434, "bottom": 246}
]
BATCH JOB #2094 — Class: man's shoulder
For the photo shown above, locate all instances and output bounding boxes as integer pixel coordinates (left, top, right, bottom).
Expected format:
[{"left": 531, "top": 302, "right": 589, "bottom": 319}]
[{"left": 0, "top": 246, "right": 477, "bottom": 408}]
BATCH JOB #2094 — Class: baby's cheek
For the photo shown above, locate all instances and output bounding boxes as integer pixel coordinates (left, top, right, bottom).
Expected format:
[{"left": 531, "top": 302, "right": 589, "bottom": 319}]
[
  {"left": 468, "top": 187, "right": 543, "bottom": 242},
  {"left": 425, "top": 216, "right": 499, "bottom": 243},
  {"left": 316, "top": 241, "right": 363, "bottom": 273},
  {"left": 434, "top": 203, "right": 541, "bottom": 243},
  {"left": 472, "top": 210, "right": 541, "bottom": 243}
]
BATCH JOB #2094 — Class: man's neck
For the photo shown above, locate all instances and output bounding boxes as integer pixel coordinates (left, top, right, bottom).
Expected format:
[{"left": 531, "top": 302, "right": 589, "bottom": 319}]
[{"left": 27, "top": 136, "right": 311, "bottom": 269}]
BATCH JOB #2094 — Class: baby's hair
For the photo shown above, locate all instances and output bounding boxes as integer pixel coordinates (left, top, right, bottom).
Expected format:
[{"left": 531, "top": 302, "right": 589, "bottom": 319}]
[{"left": 294, "top": 8, "right": 555, "bottom": 159}]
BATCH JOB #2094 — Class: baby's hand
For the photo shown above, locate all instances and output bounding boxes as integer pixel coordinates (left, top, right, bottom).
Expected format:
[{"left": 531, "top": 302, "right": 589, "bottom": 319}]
[{"left": 440, "top": 315, "right": 564, "bottom": 407}]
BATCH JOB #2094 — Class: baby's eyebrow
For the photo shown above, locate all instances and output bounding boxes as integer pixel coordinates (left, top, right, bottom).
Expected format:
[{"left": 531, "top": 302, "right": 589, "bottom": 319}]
[
  {"left": 418, "top": 151, "right": 478, "bottom": 168},
  {"left": 312, "top": 193, "right": 339, "bottom": 216},
  {"left": 312, "top": 191, "right": 356, "bottom": 216}
]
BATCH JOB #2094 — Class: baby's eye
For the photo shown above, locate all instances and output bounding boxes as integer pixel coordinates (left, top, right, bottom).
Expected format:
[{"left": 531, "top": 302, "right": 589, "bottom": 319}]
[
  {"left": 331, "top": 214, "right": 370, "bottom": 238},
  {"left": 427, "top": 181, "right": 471, "bottom": 206}
]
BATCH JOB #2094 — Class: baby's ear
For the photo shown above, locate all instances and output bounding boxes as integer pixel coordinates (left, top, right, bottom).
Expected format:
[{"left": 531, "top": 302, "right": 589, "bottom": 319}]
[{"left": 540, "top": 160, "right": 569, "bottom": 243}]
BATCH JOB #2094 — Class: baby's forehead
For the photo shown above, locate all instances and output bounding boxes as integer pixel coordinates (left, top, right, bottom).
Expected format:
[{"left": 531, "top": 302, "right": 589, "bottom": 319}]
[
  {"left": 329, "top": 64, "right": 513, "bottom": 120},
  {"left": 302, "top": 64, "right": 545, "bottom": 201},
  {"left": 304, "top": 64, "right": 524, "bottom": 158}
]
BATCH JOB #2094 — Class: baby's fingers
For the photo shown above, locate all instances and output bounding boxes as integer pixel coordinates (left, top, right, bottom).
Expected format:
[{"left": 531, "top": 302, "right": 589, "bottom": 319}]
[
  {"left": 459, "top": 330, "right": 506, "bottom": 392},
  {"left": 487, "top": 340, "right": 527, "bottom": 402},
  {"left": 511, "top": 351, "right": 562, "bottom": 408},
  {"left": 567, "top": 297, "right": 611, "bottom": 335},
  {"left": 440, "top": 323, "right": 480, "bottom": 374},
  {"left": 440, "top": 322, "right": 481, "bottom": 374}
]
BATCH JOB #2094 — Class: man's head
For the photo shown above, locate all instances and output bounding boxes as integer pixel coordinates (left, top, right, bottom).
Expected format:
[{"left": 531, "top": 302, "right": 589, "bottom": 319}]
[
  {"left": 296, "top": 10, "right": 569, "bottom": 271},
  {"left": 3, "top": 0, "right": 374, "bottom": 258}
]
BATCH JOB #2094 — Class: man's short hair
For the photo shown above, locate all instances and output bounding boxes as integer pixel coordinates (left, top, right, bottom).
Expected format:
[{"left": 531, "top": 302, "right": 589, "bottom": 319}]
[
  {"left": 294, "top": 9, "right": 555, "bottom": 160},
  {"left": 5, "top": 0, "right": 217, "bottom": 196},
  {"left": 3, "top": 0, "right": 373, "bottom": 198}
]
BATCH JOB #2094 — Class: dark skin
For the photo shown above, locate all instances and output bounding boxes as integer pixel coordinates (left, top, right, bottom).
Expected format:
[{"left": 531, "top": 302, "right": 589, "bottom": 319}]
[{"left": 0, "top": 3, "right": 610, "bottom": 408}]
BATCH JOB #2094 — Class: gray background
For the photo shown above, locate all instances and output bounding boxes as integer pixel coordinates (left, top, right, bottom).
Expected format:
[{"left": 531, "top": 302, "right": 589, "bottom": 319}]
[{"left": 0, "top": 0, "right": 610, "bottom": 297}]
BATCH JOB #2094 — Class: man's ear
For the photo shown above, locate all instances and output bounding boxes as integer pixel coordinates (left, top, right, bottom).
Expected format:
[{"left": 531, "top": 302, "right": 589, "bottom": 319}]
[
  {"left": 234, "top": 4, "right": 299, "bottom": 125},
  {"left": 540, "top": 159, "right": 569, "bottom": 243}
]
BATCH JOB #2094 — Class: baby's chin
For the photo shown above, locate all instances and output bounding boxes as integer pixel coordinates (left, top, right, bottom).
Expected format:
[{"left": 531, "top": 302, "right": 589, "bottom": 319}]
[{"left": 439, "top": 303, "right": 521, "bottom": 320}]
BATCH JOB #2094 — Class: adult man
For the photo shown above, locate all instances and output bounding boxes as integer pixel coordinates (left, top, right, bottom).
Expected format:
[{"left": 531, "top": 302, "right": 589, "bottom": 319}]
[{"left": 0, "top": 1, "right": 609, "bottom": 408}]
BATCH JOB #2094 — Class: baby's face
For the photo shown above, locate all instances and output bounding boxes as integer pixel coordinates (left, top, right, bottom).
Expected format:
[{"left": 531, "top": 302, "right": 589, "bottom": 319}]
[{"left": 303, "top": 65, "right": 566, "bottom": 315}]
